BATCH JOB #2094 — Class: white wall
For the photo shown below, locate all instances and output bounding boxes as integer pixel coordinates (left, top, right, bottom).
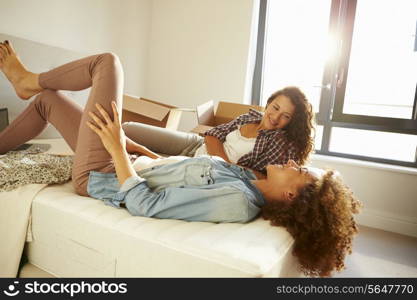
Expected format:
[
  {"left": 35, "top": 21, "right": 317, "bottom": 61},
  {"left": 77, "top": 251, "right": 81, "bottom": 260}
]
[
  {"left": 0, "top": 0, "right": 151, "bottom": 138},
  {"left": 145, "top": 0, "right": 257, "bottom": 131},
  {"left": 0, "top": 0, "right": 151, "bottom": 97}
]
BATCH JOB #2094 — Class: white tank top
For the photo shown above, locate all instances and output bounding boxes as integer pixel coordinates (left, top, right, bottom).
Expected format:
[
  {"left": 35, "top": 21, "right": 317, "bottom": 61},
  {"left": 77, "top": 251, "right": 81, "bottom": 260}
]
[{"left": 194, "top": 126, "right": 256, "bottom": 163}]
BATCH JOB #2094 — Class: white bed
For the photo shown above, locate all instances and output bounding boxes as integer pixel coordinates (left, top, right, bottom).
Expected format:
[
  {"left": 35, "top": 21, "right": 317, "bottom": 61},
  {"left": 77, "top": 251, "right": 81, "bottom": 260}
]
[
  {"left": 25, "top": 182, "right": 301, "bottom": 277},
  {"left": 20, "top": 139, "right": 303, "bottom": 278}
]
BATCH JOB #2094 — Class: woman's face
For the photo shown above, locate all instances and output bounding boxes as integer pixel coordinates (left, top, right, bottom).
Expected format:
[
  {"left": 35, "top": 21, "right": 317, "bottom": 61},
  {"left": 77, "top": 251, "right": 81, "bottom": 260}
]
[
  {"left": 265, "top": 160, "right": 317, "bottom": 202},
  {"left": 260, "top": 95, "right": 296, "bottom": 130}
]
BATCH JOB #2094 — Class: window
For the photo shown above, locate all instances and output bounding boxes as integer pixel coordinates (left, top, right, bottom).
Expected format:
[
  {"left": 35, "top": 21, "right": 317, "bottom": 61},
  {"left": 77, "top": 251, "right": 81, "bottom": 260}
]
[
  {"left": 340, "top": 0, "right": 416, "bottom": 119},
  {"left": 253, "top": 0, "right": 417, "bottom": 167},
  {"left": 260, "top": 0, "right": 332, "bottom": 112}
]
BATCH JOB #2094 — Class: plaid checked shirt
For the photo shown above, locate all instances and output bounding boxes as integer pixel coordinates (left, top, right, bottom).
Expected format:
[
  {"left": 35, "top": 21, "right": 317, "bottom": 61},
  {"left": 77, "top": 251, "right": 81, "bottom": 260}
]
[{"left": 204, "top": 109, "right": 298, "bottom": 174}]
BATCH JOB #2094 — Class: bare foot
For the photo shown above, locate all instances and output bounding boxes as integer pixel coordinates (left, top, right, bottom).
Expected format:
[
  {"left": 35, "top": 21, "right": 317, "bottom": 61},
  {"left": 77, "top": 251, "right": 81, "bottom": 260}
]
[{"left": 0, "top": 41, "right": 42, "bottom": 100}]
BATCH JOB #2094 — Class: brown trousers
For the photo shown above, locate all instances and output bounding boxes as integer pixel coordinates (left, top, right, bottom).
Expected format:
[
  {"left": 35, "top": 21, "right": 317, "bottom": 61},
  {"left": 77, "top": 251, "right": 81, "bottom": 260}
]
[{"left": 0, "top": 53, "right": 124, "bottom": 196}]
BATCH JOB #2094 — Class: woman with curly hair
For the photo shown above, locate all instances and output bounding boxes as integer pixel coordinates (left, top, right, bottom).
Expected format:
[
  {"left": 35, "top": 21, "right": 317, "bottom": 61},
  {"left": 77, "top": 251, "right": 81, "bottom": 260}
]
[
  {"left": 122, "top": 86, "right": 314, "bottom": 179},
  {"left": 0, "top": 41, "right": 358, "bottom": 276},
  {"left": 262, "top": 168, "right": 362, "bottom": 277}
]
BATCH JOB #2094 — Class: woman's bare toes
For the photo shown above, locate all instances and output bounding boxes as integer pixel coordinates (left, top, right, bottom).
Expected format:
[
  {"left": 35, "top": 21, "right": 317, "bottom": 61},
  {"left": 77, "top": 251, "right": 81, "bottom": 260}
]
[
  {"left": 0, "top": 41, "right": 41, "bottom": 100},
  {"left": 0, "top": 48, "right": 4, "bottom": 69},
  {"left": 3, "top": 40, "right": 15, "bottom": 57},
  {"left": 0, "top": 43, "right": 7, "bottom": 65}
]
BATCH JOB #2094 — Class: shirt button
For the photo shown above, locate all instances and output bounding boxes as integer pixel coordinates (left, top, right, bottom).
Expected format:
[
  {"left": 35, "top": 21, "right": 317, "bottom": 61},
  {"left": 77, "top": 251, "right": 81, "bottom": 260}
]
[{"left": 201, "top": 174, "right": 204, "bottom": 178}]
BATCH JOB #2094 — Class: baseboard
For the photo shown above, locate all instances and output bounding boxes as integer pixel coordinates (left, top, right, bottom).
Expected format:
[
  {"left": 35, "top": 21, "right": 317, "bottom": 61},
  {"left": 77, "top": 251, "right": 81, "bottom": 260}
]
[{"left": 357, "top": 209, "right": 417, "bottom": 238}]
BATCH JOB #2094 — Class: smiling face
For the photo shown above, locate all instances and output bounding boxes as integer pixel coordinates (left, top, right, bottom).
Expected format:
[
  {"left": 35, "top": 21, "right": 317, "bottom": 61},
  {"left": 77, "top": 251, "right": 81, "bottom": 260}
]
[
  {"left": 260, "top": 95, "right": 296, "bottom": 130},
  {"left": 264, "top": 160, "right": 318, "bottom": 202}
]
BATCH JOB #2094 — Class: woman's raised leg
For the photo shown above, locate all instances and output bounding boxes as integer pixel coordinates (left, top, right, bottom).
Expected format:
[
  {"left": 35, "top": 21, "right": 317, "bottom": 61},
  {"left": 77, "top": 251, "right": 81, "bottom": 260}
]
[
  {"left": 0, "top": 41, "right": 124, "bottom": 196},
  {"left": 0, "top": 90, "right": 82, "bottom": 154},
  {"left": 38, "top": 52, "right": 124, "bottom": 195}
]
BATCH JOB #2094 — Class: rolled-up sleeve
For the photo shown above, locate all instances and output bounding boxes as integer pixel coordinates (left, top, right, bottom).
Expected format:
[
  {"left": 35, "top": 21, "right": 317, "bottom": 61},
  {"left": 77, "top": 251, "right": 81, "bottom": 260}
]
[
  {"left": 87, "top": 171, "right": 146, "bottom": 208},
  {"left": 120, "top": 175, "right": 146, "bottom": 192}
]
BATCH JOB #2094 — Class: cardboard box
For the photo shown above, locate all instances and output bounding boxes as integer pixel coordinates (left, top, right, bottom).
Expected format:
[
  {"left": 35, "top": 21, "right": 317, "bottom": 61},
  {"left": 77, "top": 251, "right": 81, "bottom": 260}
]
[
  {"left": 122, "top": 94, "right": 193, "bottom": 130},
  {"left": 191, "top": 100, "right": 264, "bottom": 135}
]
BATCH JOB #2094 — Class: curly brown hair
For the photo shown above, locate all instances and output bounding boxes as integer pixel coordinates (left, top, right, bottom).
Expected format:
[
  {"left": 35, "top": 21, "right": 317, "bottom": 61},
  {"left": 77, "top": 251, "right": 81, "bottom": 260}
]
[
  {"left": 261, "top": 170, "right": 362, "bottom": 277},
  {"left": 266, "top": 87, "right": 315, "bottom": 165}
]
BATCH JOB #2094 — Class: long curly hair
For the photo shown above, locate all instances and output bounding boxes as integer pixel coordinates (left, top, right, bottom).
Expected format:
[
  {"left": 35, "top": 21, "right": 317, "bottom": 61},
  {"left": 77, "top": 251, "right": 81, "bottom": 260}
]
[
  {"left": 261, "top": 170, "right": 362, "bottom": 277},
  {"left": 266, "top": 87, "right": 315, "bottom": 165}
]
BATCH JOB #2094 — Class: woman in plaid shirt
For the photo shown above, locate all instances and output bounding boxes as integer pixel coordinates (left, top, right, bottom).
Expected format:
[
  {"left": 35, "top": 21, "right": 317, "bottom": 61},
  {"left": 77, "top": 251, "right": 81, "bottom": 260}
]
[
  {"left": 197, "top": 87, "right": 315, "bottom": 178},
  {"left": 122, "top": 87, "right": 315, "bottom": 179}
]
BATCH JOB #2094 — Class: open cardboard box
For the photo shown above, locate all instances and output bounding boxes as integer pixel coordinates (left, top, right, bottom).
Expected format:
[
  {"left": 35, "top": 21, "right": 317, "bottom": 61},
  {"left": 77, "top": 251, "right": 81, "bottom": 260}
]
[
  {"left": 122, "top": 94, "right": 193, "bottom": 130},
  {"left": 191, "top": 100, "right": 264, "bottom": 135},
  {"left": 122, "top": 95, "right": 264, "bottom": 135}
]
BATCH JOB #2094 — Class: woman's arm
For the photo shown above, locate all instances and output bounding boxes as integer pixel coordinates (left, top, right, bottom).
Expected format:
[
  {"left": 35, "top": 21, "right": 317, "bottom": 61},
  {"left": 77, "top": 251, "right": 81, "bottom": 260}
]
[
  {"left": 126, "top": 136, "right": 161, "bottom": 159},
  {"left": 204, "top": 135, "right": 231, "bottom": 163},
  {"left": 87, "top": 102, "right": 141, "bottom": 186},
  {"left": 203, "top": 116, "right": 242, "bottom": 163},
  {"left": 111, "top": 148, "right": 138, "bottom": 186}
]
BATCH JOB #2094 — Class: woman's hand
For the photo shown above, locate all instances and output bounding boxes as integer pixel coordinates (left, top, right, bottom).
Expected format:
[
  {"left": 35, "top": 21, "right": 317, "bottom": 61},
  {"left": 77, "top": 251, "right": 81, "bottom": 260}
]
[{"left": 87, "top": 101, "right": 126, "bottom": 157}]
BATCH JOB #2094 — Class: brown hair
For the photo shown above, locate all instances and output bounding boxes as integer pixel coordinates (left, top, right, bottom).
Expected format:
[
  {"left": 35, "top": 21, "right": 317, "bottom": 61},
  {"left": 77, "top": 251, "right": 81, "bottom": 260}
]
[
  {"left": 261, "top": 170, "right": 362, "bottom": 277},
  {"left": 266, "top": 86, "right": 314, "bottom": 165}
]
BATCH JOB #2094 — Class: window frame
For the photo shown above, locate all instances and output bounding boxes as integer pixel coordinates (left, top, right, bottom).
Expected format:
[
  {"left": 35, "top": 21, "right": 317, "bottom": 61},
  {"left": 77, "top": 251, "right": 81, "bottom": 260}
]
[
  {"left": 331, "top": 0, "right": 417, "bottom": 134},
  {"left": 253, "top": 0, "right": 417, "bottom": 168}
]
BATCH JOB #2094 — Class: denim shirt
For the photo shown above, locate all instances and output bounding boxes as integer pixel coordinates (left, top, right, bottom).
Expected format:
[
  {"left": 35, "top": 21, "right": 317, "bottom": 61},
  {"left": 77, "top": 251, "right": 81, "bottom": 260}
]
[{"left": 87, "top": 156, "right": 265, "bottom": 223}]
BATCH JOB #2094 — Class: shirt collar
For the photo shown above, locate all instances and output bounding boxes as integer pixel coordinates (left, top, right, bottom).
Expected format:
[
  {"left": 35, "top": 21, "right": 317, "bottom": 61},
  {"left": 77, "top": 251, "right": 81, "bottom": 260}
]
[
  {"left": 245, "top": 180, "right": 266, "bottom": 207},
  {"left": 248, "top": 108, "right": 263, "bottom": 119}
]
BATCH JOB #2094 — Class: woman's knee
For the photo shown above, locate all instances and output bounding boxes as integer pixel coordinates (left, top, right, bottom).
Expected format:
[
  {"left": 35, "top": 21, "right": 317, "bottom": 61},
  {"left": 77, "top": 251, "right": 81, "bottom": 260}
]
[
  {"left": 34, "top": 89, "right": 60, "bottom": 104},
  {"left": 122, "top": 122, "right": 137, "bottom": 136},
  {"left": 121, "top": 122, "right": 131, "bottom": 129},
  {"left": 32, "top": 89, "right": 61, "bottom": 117},
  {"left": 98, "top": 52, "right": 121, "bottom": 69}
]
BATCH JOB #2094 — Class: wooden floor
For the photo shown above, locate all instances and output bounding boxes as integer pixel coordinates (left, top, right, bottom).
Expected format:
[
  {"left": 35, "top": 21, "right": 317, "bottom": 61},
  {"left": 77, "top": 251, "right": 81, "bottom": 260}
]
[{"left": 334, "top": 225, "right": 417, "bottom": 277}]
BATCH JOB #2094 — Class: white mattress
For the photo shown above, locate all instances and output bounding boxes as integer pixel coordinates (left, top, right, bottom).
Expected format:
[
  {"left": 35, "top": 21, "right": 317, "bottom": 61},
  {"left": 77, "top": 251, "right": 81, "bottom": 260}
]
[{"left": 25, "top": 182, "right": 302, "bottom": 277}]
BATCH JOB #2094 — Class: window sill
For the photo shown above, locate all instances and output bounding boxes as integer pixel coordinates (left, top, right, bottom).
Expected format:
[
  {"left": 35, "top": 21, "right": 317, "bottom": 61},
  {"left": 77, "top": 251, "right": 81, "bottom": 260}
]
[{"left": 311, "top": 154, "right": 417, "bottom": 176}]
